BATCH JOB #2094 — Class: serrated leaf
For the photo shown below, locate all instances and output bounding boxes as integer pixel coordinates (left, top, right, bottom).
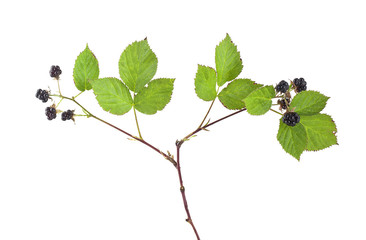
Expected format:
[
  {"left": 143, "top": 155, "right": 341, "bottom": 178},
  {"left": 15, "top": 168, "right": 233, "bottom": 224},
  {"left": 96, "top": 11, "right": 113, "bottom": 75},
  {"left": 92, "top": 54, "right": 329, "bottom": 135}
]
[
  {"left": 277, "top": 120, "right": 307, "bottom": 160},
  {"left": 218, "top": 79, "right": 262, "bottom": 110},
  {"left": 91, "top": 77, "right": 133, "bottom": 115},
  {"left": 73, "top": 44, "right": 99, "bottom": 91},
  {"left": 194, "top": 65, "right": 217, "bottom": 101},
  {"left": 118, "top": 40, "right": 158, "bottom": 93},
  {"left": 134, "top": 78, "right": 175, "bottom": 115},
  {"left": 289, "top": 91, "right": 329, "bottom": 115},
  {"left": 244, "top": 85, "right": 275, "bottom": 115},
  {"left": 215, "top": 34, "right": 243, "bottom": 86},
  {"left": 300, "top": 114, "right": 337, "bottom": 151}
]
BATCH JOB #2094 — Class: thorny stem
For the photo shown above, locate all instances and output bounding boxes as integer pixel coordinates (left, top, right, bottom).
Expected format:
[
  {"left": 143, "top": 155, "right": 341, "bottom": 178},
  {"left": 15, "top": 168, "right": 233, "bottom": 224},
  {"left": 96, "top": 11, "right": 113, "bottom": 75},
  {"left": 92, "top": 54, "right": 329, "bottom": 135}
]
[
  {"left": 174, "top": 101, "right": 247, "bottom": 239},
  {"left": 184, "top": 108, "right": 247, "bottom": 142},
  {"left": 52, "top": 93, "right": 249, "bottom": 240},
  {"left": 175, "top": 140, "right": 200, "bottom": 240},
  {"left": 50, "top": 94, "right": 176, "bottom": 167}
]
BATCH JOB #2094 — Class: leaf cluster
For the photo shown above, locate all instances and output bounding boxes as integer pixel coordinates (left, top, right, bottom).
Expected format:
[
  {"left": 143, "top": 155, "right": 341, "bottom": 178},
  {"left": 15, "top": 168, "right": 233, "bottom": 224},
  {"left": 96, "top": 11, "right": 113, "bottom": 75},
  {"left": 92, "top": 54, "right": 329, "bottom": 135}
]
[
  {"left": 71, "top": 34, "right": 338, "bottom": 160},
  {"left": 193, "top": 34, "right": 337, "bottom": 160},
  {"left": 73, "top": 40, "right": 175, "bottom": 116},
  {"left": 277, "top": 91, "right": 337, "bottom": 159}
]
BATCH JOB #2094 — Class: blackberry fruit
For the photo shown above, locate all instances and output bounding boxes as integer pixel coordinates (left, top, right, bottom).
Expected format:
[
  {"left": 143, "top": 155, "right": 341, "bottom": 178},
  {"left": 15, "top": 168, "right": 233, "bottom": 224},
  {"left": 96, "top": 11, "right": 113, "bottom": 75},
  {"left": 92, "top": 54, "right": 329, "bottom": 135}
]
[
  {"left": 293, "top": 78, "right": 307, "bottom": 92},
  {"left": 282, "top": 112, "right": 300, "bottom": 127},
  {"left": 35, "top": 89, "right": 49, "bottom": 103},
  {"left": 36, "top": 89, "right": 42, "bottom": 98},
  {"left": 61, "top": 110, "right": 74, "bottom": 121},
  {"left": 275, "top": 80, "right": 289, "bottom": 93},
  {"left": 278, "top": 98, "right": 291, "bottom": 110},
  {"left": 45, "top": 106, "right": 57, "bottom": 120},
  {"left": 49, "top": 65, "right": 62, "bottom": 79}
]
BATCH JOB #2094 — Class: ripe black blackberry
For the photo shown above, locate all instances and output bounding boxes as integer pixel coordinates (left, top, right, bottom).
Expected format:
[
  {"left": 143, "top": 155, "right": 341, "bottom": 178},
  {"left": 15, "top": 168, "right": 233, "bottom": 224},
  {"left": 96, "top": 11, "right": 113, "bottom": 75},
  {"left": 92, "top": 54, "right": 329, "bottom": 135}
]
[
  {"left": 293, "top": 78, "right": 307, "bottom": 92},
  {"left": 49, "top": 65, "right": 62, "bottom": 79},
  {"left": 283, "top": 112, "right": 300, "bottom": 126},
  {"left": 61, "top": 110, "right": 74, "bottom": 121},
  {"left": 45, "top": 106, "right": 57, "bottom": 120},
  {"left": 275, "top": 80, "right": 289, "bottom": 93},
  {"left": 278, "top": 98, "right": 291, "bottom": 110},
  {"left": 35, "top": 89, "right": 49, "bottom": 103}
]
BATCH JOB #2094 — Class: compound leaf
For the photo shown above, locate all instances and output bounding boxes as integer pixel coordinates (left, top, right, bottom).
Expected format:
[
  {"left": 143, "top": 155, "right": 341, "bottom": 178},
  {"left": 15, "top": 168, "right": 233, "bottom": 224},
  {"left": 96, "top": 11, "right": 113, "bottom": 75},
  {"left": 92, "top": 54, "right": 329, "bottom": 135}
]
[
  {"left": 277, "top": 120, "right": 307, "bottom": 160},
  {"left": 91, "top": 77, "right": 133, "bottom": 115},
  {"left": 73, "top": 44, "right": 99, "bottom": 91},
  {"left": 134, "top": 78, "right": 175, "bottom": 115},
  {"left": 300, "top": 114, "right": 338, "bottom": 151},
  {"left": 119, "top": 39, "right": 157, "bottom": 93},
  {"left": 215, "top": 34, "right": 243, "bottom": 86},
  {"left": 194, "top": 65, "right": 217, "bottom": 101},
  {"left": 244, "top": 85, "right": 275, "bottom": 115},
  {"left": 289, "top": 91, "right": 329, "bottom": 115},
  {"left": 218, "top": 79, "right": 262, "bottom": 110}
]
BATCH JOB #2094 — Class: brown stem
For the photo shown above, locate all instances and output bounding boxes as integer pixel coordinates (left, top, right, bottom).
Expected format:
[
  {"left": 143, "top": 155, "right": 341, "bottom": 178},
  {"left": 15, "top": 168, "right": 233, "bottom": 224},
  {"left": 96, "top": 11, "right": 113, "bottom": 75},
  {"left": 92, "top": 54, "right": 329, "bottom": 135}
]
[
  {"left": 92, "top": 115, "right": 176, "bottom": 166},
  {"left": 175, "top": 107, "right": 247, "bottom": 239},
  {"left": 55, "top": 92, "right": 248, "bottom": 239},
  {"left": 184, "top": 108, "right": 247, "bottom": 141},
  {"left": 52, "top": 94, "right": 177, "bottom": 167},
  {"left": 176, "top": 140, "right": 200, "bottom": 240}
]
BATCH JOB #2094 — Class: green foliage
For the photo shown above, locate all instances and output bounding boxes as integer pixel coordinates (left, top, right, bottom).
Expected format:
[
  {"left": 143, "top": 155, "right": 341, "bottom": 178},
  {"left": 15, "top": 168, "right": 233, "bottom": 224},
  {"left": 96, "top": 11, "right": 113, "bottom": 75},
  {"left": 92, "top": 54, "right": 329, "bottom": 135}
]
[
  {"left": 289, "top": 91, "right": 329, "bottom": 115},
  {"left": 41, "top": 35, "right": 340, "bottom": 240},
  {"left": 300, "top": 114, "right": 338, "bottom": 151},
  {"left": 134, "top": 78, "right": 175, "bottom": 115},
  {"left": 73, "top": 44, "right": 99, "bottom": 91},
  {"left": 218, "top": 79, "right": 262, "bottom": 110},
  {"left": 277, "top": 93, "right": 337, "bottom": 159},
  {"left": 67, "top": 35, "right": 338, "bottom": 162},
  {"left": 192, "top": 34, "right": 337, "bottom": 161},
  {"left": 244, "top": 85, "right": 275, "bottom": 115},
  {"left": 277, "top": 120, "right": 307, "bottom": 160},
  {"left": 215, "top": 34, "right": 243, "bottom": 86},
  {"left": 86, "top": 39, "right": 174, "bottom": 117},
  {"left": 194, "top": 34, "right": 246, "bottom": 108},
  {"left": 118, "top": 39, "right": 158, "bottom": 93},
  {"left": 90, "top": 77, "right": 133, "bottom": 115},
  {"left": 194, "top": 65, "right": 217, "bottom": 101}
]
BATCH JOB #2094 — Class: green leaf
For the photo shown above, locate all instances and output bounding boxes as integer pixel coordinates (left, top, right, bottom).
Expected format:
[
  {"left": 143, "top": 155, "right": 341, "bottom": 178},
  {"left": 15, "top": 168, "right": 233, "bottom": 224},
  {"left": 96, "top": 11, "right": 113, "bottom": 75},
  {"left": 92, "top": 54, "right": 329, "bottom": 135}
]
[
  {"left": 244, "top": 85, "right": 275, "bottom": 115},
  {"left": 119, "top": 39, "right": 158, "bottom": 93},
  {"left": 300, "top": 114, "right": 338, "bottom": 151},
  {"left": 277, "top": 120, "right": 307, "bottom": 160},
  {"left": 91, "top": 77, "right": 133, "bottom": 115},
  {"left": 134, "top": 78, "right": 175, "bottom": 115},
  {"left": 215, "top": 34, "right": 243, "bottom": 86},
  {"left": 289, "top": 91, "right": 329, "bottom": 115},
  {"left": 73, "top": 44, "right": 99, "bottom": 91},
  {"left": 218, "top": 79, "right": 262, "bottom": 110},
  {"left": 194, "top": 65, "right": 217, "bottom": 101}
]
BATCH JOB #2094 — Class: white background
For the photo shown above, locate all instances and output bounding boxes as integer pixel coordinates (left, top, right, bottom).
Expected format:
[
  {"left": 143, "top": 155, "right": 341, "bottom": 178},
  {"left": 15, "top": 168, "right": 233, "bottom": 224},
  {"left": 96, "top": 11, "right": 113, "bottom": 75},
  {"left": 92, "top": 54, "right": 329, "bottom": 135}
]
[{"left": 0, "top": 0, "right": 365, "bottom": 239}]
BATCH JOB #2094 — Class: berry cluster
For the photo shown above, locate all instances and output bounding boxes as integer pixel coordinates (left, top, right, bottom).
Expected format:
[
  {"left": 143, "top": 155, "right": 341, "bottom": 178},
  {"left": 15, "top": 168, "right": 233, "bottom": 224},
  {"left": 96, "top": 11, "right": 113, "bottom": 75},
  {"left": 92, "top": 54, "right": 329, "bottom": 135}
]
[
  {"left": 49, "top": 65, "right": 62, "bottom": 79},
  {"left": 37, "top": 65, "right": 79, "bottom": 121},
  {"left": 275, "top": 80, "right": 289, "bottom": 93},
  {"left": 61, "top": 110, "right": 74, "bottom": 121},
  {"left": 283, "top": 112, "right": 300, "bottom": 126},
  {"left": 293, "top": 78, "right": 307, "bottom": 93},
  {"left": 45, "top": 106, "right": 57, "bottom": 120},
  {"left": 35, "top": 89, "right": 49, "bottom": 103}
]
